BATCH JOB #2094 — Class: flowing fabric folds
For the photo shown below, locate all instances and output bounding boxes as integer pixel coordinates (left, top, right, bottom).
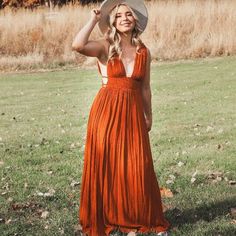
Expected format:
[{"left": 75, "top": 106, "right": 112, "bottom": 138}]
[{"left": 78, "top": 45, "right": 170, "bottom": 236}]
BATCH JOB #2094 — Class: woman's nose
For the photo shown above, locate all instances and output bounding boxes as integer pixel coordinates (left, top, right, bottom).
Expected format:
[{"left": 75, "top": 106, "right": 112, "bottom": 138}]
[{"left": 121, "top": 14, "right": 128, "bottom": 21}]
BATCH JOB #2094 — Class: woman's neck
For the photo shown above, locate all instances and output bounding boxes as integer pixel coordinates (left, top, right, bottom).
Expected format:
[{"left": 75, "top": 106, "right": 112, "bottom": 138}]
[{"left": 119, "top": 32, "right": 133, "bottom": 48}]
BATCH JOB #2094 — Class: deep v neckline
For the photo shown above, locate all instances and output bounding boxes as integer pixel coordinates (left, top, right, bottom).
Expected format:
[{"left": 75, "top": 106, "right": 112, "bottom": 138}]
[
  {"left": 119, "top": 49, "right": 139, "bottom": 78},
  {"left": 96, "top": 46, "right": 144, "bottom": 78}
]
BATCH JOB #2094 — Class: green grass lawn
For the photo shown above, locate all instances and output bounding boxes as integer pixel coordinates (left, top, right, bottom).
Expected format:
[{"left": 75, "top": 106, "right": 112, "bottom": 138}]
[{"left": 0, "top": 56, "right": 236, "bottom": 236}]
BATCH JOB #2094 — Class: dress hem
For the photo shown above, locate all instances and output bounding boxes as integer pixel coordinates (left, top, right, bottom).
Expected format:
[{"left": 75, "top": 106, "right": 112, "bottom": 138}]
[{"left": 81, "top": 223, "right": 170, "bottom": 236}]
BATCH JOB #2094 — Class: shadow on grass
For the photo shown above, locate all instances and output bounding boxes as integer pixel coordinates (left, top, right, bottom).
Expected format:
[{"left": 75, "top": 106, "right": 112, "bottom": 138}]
[
  {"left": 166, "top": 196, "right": 235, "bottom": 227},
  {"left": 202, "top": 227, "right": 236, "bottom": 236}
]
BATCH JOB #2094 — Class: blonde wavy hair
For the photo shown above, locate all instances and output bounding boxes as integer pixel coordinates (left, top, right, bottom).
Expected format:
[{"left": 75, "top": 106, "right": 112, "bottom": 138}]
[{"left": 104, "top": 3, "right": 144, "bottom": 61}]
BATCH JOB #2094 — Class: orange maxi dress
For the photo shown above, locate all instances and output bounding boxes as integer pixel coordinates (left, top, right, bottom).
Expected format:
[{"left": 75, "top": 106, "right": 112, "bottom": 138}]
[{"left": 78, "top": 44, "right": 170, "bottom": 236}]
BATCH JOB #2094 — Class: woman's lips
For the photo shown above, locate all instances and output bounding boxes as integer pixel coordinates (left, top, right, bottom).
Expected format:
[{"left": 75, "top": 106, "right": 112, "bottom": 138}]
[{"left": 121, "top": 23, "right": 131, "bottom": 26}]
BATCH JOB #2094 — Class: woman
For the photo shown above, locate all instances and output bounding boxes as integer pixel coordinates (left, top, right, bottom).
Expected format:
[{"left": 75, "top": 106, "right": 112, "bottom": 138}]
[{"left": 72, "top": 0, "right": 170, "bottom": 235}]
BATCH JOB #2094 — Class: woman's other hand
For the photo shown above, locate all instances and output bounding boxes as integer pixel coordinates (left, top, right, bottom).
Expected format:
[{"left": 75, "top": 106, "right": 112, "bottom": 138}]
[{"left": 145, "top": 117, "right": 152, "bottom": 132}]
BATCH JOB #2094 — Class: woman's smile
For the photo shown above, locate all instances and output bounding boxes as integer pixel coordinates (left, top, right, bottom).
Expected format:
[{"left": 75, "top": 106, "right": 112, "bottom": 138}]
[{"left": 121, "top": 22, "right": 131, "bottom": 26}]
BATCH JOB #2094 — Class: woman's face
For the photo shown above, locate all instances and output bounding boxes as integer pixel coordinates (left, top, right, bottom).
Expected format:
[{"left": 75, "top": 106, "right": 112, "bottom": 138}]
[{"left": 114, "top": 4, "right": 136, "bottom": 34}]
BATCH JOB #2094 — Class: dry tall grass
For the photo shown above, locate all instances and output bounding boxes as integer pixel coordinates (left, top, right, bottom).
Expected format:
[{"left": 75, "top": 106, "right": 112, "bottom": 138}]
[{"left": 0, "top": 0, "right": 236, "bottom": 70}]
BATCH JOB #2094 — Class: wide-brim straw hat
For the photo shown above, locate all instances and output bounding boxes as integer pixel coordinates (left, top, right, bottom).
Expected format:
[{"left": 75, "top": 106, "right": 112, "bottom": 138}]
[{"left": 98, "top": 0, "right": 148, "bottom": 35}]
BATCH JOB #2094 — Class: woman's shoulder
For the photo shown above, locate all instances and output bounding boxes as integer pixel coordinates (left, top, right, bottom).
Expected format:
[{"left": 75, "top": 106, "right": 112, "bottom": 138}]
[
  {"left": 139, "top": 43, "right": 150, "bottom": 56},
  {"left": 138, "top": 44, "right": 151, "bottom": 66}
]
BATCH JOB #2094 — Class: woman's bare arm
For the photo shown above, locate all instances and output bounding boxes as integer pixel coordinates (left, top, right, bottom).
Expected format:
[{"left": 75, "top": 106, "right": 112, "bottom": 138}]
[
  {"left": 72, "top": 9, "right": 106, "bottom": 59},
  {"left": 141, "top": 48, "right": 152, "bottom": 131}
]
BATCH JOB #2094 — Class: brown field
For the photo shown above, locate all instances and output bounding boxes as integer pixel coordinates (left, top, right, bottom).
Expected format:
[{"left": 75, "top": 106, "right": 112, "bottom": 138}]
[{"left": 0, "top": 0, "right": 236, "bottom": 71}]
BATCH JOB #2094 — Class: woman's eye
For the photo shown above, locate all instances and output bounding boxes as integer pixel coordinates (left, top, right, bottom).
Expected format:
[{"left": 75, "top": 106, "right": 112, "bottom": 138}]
[{"left": 115, "top": 13, "right": 132, "bottom": 18}]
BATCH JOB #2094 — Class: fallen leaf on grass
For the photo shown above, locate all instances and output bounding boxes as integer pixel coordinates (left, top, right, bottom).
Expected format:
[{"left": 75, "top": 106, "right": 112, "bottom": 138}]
[
  {"left": 35, "top": 189, "right": 55, "bottom": 197},
  {"left": 70, "top": 142, "right": 80, "bottom": 149},
  {"left": 171, "top": 227, "right": 178, "bottom": 231},
  {"left": 41, "top": 210, "right": 49, "bottom": 219},
  {"left": 166, "top": 174, "right": 176, "bottom": 185},
  {"left": 169, "top": 174, "right": 176, "bottom": 180},
  {"left": 207, "top": 171, "right": 224, "bottom": 183},
  {"left": 24, "top": 182, "right": 28, "bottom": 189},
  {"left": 59, "top": 227, "right": 65, "bottom": 234},
  {"left": 208, "top": 171, "right": 223, "bottom": 179},
  {"left": 206, "top": 125, "right": 214, "bottom": 132},
  {"left": 74, "top": 224, "right": 83, "bottom": 236},
  {"left": 5, "top": 218, "right": 12, "bottom": 224},
  {"left": 160, "top": 187, "right": 174, "bottom": 198},
  {"left": 231, "top": 219, "right": 236, "bottom": 225},
  {"left": 231, "top": 208, "right": 236, "bottom": 219},
  {"left": 70, "top": 180, "right": 80, "bottom": 187},
  {"left": 191, "top": 171, "right": 198, "bottom": 184},
  {"left": 229, "top": 180, "right": 236, "bottom": 185},
  {"left": 11, "top": 201, "right": 41, "bottom": 211},
  {"left": 191, "top": 177, "right": 196, "bottom": 183},
  {"left": 7, "top": 197, "right": 13, "bottom": 202},
  {"left": 217, "top": 128, "right": 224, "bottom": 134},
  {"left": 40, "top": 138, "right": 49, "bottom": 145},
  {"left": 177, "top": 161, "right": 184, "bottom": 167},
  {"left": 224, "top": 140, "right": 231, "bottom": 146},
  {"left": 68, "top": 193, "right": 75, "bottom": 199},
  {"left": 0, "top": 217, "right": 4, "bottom": 224},
  {"left": 2, "top": 182, "right": 9, "bottom": 191},
  {"left": 60, "top": 108, "right": 67, "bottom": 114},
  {"left": 46, "top": 170, "right": 53, "bottom": 175},
  {"left": 162, "top": 203, "right": 172, "bottom": 212}
]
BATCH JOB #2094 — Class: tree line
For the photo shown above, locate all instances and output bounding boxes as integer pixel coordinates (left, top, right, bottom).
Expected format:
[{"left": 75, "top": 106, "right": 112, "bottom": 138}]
[{"left": 0, "top": 0, "right": 104, "bottom": 9}]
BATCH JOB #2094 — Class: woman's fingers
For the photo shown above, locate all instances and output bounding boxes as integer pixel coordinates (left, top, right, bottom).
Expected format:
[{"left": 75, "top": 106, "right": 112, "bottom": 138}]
[{"left": 91, "top": 9, "right": 101, "bottom": 22}]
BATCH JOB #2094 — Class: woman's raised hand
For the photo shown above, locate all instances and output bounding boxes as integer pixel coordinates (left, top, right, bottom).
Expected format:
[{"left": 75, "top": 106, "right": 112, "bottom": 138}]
[{"left": 91, "top": 9, "right": 102, "bottom": 23}]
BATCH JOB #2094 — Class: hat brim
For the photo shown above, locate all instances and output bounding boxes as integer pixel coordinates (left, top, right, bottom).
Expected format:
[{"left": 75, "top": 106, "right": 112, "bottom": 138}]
[{"left": 98, "top": 0, "right": 148, "bottom": 35}]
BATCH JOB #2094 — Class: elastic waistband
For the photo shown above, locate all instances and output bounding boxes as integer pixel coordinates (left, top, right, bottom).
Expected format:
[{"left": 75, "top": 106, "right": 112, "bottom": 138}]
[{"left": 102, "top": 77, "right": 141, "bottom": 90}]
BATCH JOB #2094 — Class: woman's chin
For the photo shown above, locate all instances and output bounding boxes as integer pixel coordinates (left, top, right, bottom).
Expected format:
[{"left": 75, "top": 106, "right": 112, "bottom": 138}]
[{"left": 117, "top": 28, "right": 133, "bottom": 34}]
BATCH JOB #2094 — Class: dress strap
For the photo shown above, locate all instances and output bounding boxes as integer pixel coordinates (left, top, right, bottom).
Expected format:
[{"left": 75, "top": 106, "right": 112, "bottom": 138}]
[
  {"left": 97, "top": 61, "right": 102, "bottom": 76},
  {"left": 96, "top": 60, "right": 108, "bottom": 87}
]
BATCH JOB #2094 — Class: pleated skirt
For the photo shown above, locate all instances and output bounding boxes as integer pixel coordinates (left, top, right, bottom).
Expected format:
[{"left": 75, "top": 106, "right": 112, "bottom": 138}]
[{"left": 79, "top": 77, "right": 170, "bottom": 236}]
